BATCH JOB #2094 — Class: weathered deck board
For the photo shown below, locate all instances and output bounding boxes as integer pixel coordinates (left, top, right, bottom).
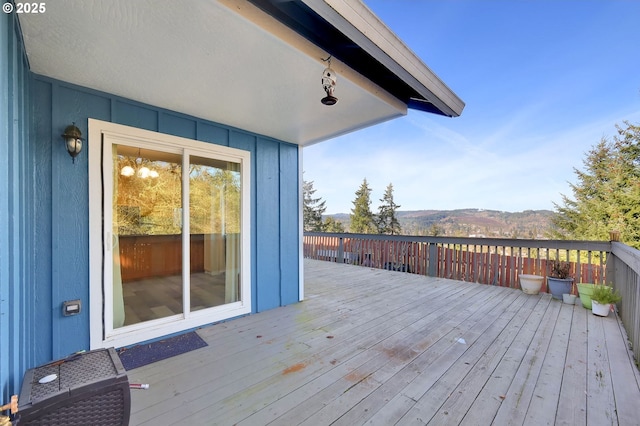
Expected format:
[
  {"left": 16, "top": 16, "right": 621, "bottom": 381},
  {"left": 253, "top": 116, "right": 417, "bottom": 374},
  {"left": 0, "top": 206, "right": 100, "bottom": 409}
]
[
  {"left": 392, "top": 291, "right": 527, "bottom": 425},
  {"left": 274, "top": 287, "right": 517, "bottom": 426},
  {"left": 425, "top": 295, "right": 540, "bottom": 426},
  {"left": 523, "top": 302, "right": 573, "bottom": 425},
  {"left": 555, "top": 299, "right": 588, "bottom": 425},
  {"left": 127, "top": 260, "right": 640, "bottom": 425},
  {"left": 603, "top": 308, "right": 640, "bottom": 425},
  {"left": 586, "top": 306, "right": 618, "bottom": 424},
  {"left": 458, "top": 296, "right": 551, "bottom": 425}
]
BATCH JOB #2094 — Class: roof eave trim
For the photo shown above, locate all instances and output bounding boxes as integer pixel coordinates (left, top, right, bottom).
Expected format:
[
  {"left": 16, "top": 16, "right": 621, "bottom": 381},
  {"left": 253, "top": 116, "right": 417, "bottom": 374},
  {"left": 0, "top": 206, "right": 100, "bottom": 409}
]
[{"left": 300, "top": 0, "right": 465, "bottom": 117}]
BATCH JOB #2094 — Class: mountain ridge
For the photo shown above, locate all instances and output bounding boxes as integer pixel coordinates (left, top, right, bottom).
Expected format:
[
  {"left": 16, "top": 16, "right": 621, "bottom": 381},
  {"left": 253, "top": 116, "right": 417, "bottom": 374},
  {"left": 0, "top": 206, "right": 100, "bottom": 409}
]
[{"left": 326, "top": 208, "right": 554, "bottom": 238}]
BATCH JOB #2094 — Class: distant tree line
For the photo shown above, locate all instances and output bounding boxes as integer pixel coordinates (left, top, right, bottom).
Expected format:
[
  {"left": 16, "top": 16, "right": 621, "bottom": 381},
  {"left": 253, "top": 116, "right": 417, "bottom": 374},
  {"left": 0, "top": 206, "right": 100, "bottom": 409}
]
[
  {"left": 303, "top": 177, "right": 401, "bottom": 235},
  {"left": 305, "top": 120, "right": 640, "bottom": 248}
]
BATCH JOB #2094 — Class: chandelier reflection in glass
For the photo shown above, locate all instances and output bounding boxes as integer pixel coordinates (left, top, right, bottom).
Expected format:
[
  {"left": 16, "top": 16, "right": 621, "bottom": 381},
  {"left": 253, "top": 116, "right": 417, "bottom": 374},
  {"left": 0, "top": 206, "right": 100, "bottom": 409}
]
[{"left": 120, "top": 150, "right": 159, "bottom": 179}]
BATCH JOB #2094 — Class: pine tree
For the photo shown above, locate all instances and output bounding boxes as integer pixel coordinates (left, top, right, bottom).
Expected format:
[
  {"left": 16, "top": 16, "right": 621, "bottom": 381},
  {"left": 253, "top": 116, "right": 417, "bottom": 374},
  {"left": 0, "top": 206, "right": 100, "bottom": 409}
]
[
  {"left": 551, "top": 121, "right": 640, "bottom": 249},
  {"left": 303, "top": 179, "right": 326, "bottom": 232},
  {"left": 324, "top": 216, "right": 345, "bottom": 233},
  {"left": 350, "top": 178, "right": 376, "bottom": 233},
  {"left": 429, "top": 223, "right": 442, "bottom": 236},
  {"left": 376, "top": 183, "right": 401, "bottom": 235}
]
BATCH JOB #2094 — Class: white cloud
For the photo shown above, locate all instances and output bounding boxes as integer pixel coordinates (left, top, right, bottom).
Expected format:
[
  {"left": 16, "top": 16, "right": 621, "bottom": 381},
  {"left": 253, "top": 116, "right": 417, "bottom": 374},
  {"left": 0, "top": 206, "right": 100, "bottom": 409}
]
[{"left": 303, "top": 107, "right": 640, "bottom": 214}]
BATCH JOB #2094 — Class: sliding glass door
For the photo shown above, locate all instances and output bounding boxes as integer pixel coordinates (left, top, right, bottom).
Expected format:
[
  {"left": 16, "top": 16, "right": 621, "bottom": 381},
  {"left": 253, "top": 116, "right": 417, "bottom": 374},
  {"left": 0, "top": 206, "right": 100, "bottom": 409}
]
[{"left": 89, "top": 120, "right": 251, "bottom": 349}]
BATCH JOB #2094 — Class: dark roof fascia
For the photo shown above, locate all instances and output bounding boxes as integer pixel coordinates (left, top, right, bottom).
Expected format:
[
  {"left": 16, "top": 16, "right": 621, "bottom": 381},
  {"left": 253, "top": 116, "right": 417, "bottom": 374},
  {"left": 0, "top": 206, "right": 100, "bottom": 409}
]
[{"left": 247, "top": 0, "right": 461, "bottom": 117}]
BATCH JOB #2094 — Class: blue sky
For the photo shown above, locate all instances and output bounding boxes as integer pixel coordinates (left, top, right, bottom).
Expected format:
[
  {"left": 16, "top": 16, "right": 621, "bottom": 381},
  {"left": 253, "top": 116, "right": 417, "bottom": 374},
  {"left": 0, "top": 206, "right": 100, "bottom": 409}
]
[{"left": 303, "top": 0, "right": 640, "bottom": 214}]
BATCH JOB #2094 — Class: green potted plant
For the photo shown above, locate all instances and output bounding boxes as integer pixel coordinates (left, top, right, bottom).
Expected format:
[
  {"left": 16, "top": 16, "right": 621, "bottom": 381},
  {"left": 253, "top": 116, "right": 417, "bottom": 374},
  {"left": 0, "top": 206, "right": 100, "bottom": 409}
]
[
  {"left": 577, "top": 282, "right": 597, "bottom": 309},
  {"left": 590, "top": 285, "right": 621, "bottom": 317},
  {"left": 547, "top": 260, "right": 573, "bottom": 300}
]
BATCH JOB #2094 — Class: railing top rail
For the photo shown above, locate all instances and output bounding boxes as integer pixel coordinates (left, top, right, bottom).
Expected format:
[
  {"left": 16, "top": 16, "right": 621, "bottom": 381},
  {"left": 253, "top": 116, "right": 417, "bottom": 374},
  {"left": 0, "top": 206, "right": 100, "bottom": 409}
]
[
  {"left": 304, "top": 232, "right": 611, "bottom": 252},
  {"left": 611, "top": 241, "right": 640, "bottom": 276}
]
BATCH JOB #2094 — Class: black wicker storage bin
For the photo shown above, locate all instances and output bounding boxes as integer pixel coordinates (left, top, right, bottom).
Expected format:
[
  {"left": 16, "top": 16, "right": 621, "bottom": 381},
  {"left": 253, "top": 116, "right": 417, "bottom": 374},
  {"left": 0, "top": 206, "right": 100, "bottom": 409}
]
[{"left": 16, "top": 348, "right": 130, "bottom": 426}]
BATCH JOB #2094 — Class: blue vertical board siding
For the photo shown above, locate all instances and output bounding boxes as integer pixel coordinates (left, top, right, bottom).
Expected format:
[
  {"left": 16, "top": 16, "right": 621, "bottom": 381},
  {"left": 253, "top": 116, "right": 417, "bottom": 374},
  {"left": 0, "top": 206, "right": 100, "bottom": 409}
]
[
  {"left": 229, "top": 131, "right": 259, "bottom": 311},
  {"left": 19, "top": 33, "right": 38, "bottom": 381},
  {"left": 32, "top": 79, "right": 53, "bottom": 365},
  {"left": 16, "top": 30, "right": 32, "bottom": 383},
  {"left": 1, "top": 11, "right": 12, "bottom": 401},
  {"left": 0, "top": 10, "right": 33, "bottom": 400},
  {"left": 2, "top": 19, "right": 301, "bottom": 401},
  {"left": 197, "top": 122, "right": 229, "bottom": 146},
  {"left": 160, "top": 112, "right": 197, "bottom": 140},
  {"left": 256, "top": 139, "right": 282, "bottom": 311},
  {"left": 113, "top": 100, "right": 158, "bottom": 131},
  {"left": 279, "top": 143, "right": 300, "bottom": 305},
  {"left": 23, "top": 74, "right": 300, "bottom": 365},
  {"left": 50, "top": 85, "right": 111, "bottom": 359}
]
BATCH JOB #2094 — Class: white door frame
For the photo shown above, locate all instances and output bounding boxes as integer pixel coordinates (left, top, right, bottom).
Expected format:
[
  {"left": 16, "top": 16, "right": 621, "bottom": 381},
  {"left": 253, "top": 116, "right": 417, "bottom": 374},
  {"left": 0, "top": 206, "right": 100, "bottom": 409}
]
[{"left": 88, "top": 119, "right": 251, "bottom": 349}]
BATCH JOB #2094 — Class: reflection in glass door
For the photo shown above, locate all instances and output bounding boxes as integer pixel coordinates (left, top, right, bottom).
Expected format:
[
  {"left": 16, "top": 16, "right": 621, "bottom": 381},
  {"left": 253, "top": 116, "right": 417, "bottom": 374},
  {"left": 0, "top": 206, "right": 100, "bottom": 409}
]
[
  {"left": 110, "top": 144, "right": 245, "bottom": 329},
  {"left": 189, "top": 156, "right": 241, "bottom": 312},
  {"left": 112, "top": 146, "right": 184, "bottom": 327},
  {"left": 90, "top": 119, "right": 251, "bottom": 349}
]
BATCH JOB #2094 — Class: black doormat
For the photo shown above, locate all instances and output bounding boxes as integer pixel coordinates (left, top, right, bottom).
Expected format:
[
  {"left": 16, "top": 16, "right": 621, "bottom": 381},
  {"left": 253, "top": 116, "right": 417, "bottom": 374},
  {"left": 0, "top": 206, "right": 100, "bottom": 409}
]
[{"left": 117, "top": 331, "right": 208, "bottom": 370}]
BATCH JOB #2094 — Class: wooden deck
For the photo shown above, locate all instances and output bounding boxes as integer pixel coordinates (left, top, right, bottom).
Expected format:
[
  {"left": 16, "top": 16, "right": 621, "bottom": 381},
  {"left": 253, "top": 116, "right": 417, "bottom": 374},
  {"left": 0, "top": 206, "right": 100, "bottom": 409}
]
[{"left": 128, "top": 260, "right": 640, "bottom": 425}]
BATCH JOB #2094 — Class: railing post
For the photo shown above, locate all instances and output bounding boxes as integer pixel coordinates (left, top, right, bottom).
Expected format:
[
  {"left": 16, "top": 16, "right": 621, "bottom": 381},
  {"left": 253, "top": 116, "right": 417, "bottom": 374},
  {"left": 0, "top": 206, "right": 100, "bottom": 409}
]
[
  {"left": 337, "top": 237, "right": 344, "bottom": 264},
  {"left": 428, "top": 243, "right": 437, "bottom": 277},
  {"left": 606, "top": 253, "right": 615, "bottom": 285}
]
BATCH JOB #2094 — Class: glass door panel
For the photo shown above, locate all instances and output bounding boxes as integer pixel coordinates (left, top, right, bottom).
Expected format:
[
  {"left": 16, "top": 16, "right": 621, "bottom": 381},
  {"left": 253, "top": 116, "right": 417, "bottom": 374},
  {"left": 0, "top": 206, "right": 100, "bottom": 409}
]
[
  {"left": 91, "top": 120, "right": 252, "bottom": 349},
  {"left": 112, "top": 145, "right": 183, "bottom": 327},
  {"left": 189, "top": 155, "right": 241, "bottom": 311}
]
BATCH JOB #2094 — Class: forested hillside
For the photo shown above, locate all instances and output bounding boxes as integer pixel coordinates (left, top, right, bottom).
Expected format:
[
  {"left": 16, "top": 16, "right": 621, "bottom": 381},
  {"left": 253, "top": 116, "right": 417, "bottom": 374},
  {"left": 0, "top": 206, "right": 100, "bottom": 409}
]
[{"left": 325, "top": 209, "right": 553, "bottom": 238}]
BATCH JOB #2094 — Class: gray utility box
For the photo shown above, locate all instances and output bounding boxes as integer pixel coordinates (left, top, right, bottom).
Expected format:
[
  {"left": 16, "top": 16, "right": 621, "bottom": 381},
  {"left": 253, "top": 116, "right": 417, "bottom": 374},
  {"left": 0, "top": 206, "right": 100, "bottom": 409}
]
[{"left": 17, "top": 348, "right": 130, "bottom": 426}]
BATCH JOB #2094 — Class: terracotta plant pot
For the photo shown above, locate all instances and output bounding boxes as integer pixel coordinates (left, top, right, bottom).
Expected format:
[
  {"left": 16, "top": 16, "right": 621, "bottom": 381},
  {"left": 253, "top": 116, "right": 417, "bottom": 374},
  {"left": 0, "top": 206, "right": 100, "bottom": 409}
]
[{"left": 519, "top": 274, "right": 544, "bottom": 295}]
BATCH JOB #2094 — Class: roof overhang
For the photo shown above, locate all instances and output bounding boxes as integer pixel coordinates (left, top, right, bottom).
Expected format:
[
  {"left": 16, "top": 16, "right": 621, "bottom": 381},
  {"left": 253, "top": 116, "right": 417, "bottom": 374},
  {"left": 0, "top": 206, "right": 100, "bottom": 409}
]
[{"left": 18, "top": 0, "right": 464, "bottom": 146}]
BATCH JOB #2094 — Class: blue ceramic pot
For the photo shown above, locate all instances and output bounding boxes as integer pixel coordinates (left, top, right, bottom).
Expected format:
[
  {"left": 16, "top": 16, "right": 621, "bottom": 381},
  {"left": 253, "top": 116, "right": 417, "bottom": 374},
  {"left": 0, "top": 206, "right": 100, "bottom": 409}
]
[{"left": 547, "top": 277, "right": 573, "bottom": 300}]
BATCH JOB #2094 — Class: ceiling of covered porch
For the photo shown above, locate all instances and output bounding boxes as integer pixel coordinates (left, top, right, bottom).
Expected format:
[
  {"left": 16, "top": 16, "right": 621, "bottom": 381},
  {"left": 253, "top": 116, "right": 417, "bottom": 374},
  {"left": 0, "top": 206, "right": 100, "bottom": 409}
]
[{"left": 18, "top": 0, "right": 463, "bottom": 146}]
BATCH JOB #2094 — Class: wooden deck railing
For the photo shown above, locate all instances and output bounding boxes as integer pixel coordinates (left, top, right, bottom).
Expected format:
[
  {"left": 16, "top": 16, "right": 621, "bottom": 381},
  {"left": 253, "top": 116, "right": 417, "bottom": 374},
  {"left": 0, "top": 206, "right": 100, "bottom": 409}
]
[
  {"left": 304, "top": 232, "right": 610, "bottom": 287},
  {"left": 304, "top": 231, "right": 640, "bottom": 364},
  {"left": 608, "top": 242, "right": 640, "bottom": 363}
]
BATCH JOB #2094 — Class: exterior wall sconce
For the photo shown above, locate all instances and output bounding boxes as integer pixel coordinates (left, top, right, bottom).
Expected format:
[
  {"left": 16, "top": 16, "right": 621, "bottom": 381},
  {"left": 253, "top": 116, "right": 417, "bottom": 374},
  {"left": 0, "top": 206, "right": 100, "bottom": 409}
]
[
  {"left": 61, "top": 123, "right": 83, "bottom": 163},
  {"left": 321, "top": 56, "right": 338, "bottom": 106}
]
